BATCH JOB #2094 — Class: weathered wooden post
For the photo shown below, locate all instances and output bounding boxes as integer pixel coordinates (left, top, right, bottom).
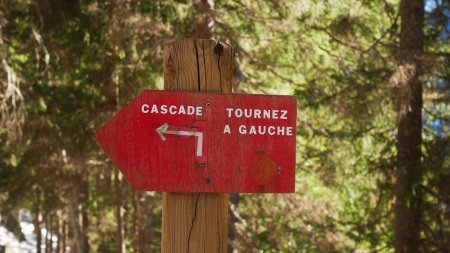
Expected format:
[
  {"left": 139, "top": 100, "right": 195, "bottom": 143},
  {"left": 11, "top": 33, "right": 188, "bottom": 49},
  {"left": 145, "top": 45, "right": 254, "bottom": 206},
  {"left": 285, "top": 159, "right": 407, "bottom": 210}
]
[{"left": 161, "top": 39, "right": 232, "bottom": 252}]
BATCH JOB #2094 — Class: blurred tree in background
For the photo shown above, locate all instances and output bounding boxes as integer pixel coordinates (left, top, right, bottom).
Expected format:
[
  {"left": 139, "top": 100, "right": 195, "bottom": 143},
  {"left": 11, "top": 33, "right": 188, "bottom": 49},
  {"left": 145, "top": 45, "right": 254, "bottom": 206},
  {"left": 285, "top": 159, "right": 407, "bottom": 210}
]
[{"left": 0, "top": 0, "right": 449, "bottom": 252}]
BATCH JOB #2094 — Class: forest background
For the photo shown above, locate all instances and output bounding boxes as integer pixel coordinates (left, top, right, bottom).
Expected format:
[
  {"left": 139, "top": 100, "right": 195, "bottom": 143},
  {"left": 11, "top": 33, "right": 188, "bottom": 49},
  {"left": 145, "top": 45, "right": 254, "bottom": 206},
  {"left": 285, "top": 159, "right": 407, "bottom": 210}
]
[{"left": 0, "top": 0, "right": 449, "bottom": 252}]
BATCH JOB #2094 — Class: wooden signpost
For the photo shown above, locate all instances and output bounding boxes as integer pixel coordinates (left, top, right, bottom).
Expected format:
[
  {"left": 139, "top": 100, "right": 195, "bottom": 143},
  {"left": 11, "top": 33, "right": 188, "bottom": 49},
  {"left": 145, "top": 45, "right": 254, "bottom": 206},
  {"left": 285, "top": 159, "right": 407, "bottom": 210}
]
[{"left": 95, "top": 39, "right": 297, "bottom": 252}]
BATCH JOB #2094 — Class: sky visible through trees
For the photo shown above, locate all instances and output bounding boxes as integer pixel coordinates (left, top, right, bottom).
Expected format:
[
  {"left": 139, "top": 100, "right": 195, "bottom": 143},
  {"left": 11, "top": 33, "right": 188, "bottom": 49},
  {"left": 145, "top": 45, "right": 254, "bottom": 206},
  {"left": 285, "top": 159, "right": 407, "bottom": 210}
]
[{"left": 0, "top": 0, "right": 449, "bottom": 252}]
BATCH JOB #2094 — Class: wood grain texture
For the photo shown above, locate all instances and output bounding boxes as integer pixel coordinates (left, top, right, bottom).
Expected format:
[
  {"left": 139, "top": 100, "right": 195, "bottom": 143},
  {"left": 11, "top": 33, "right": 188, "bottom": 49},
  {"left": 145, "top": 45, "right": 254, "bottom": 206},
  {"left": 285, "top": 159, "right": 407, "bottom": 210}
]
[{"left": 162, "top": 38, "right": 232, "bottom": 253}]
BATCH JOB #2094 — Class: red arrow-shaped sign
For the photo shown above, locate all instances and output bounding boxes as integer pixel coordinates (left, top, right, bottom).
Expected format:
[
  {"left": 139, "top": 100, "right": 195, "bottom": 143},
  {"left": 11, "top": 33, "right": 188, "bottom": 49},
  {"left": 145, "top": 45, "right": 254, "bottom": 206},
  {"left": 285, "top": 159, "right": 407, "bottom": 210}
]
[{"left": 95, "top": 91, "right": 297, "bottom": 193}]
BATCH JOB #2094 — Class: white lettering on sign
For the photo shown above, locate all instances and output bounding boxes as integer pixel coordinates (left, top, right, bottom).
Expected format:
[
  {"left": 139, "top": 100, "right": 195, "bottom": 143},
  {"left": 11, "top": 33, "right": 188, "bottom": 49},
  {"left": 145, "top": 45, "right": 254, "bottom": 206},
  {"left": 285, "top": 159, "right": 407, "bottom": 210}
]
[
  {"left": 141, "top": 104, "right": 203, "bottom": 116},
  {"left": 226, "top": 108, "right": 288, "bottom": 120},
  {"left": 141, "top": 104, "right": 150, "bottom": 113},
  {"left": 254, "top": 109, "right": 261, "bottom": 118},
  {"left": 223, "top": 125, "right": 231, "bottom": 134},
  {"left": 238, "top": 125, "right": 246, "bottom": 134},
  {"left": 237, "top": 125, "right": 293, "bottom": 136},
  {"left": 223, "top": 107, "right": 293, "bottom": 136},
  {"left": 161, "top": 105, "right": 168, "bottom": 114},
  {"left": 142, "top": 104, "right": 293, "bottom": 137},
  {"left": 196, "top": 107, "right": 203, "bottom": 116}
]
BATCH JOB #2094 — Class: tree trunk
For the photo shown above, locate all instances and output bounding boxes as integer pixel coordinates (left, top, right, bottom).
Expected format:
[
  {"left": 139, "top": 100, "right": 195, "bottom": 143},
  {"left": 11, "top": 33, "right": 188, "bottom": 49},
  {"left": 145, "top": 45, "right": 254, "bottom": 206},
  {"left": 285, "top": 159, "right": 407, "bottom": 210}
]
[
  {"left": 68, "top": 191, "right": 87, "bottom": 253},
  {"left": 33, "top": 195, "right": 42, "bottom": 253},
  {"left": 132, "top": 189, "right": 141, "bottom": 253},
  {"left": 394, "top": 0, "right": 424, "bottom": 252},
  {"left": 45, "top": 216, "right": 51, "bottom": 253},
  {"left": 56, "top": 211, "right": 62, "bottom": 253},
  {"left": 115, "top": 169, "right": 126, "bottom": 253},
  {"left": 192, "top": 0, "right": 214, "bottom": 38},
  {"left": 81, "top": 179, "right": 90, "bottom": 253},
  {"left": 61, "top": 220, "right": 66, "bottom": 253},
  {"left": 56, "top": 216, "right": 60, "bottom": 253}
]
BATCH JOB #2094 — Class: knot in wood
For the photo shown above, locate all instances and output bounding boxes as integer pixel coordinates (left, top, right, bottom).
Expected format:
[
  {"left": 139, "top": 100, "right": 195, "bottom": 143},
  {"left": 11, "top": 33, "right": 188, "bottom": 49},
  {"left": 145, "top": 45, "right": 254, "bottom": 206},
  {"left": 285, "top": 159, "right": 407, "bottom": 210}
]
[{"left": 214, "top": 42, "right": 223, "bottom": 56}]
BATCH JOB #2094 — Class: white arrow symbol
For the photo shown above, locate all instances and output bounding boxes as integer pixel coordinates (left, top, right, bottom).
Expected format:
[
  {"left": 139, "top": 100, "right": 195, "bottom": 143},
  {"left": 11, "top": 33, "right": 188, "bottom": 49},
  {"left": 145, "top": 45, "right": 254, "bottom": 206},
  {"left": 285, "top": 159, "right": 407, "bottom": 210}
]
[{"left": 156, "top": 123, "right": 204, "bottom": 157}]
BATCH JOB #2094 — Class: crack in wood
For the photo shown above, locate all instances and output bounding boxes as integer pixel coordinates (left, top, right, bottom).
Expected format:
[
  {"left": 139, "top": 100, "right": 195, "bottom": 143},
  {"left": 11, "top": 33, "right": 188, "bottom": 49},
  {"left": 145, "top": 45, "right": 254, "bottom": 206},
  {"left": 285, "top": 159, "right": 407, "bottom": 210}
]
[
  {"left": 214, "top": 42, "right": 223, "bottom": 92},
  {"left": 186, "top": 193, "right": 201, "bottom": 253},
  {"left": 202, "top": 40, "right": 207, "bottom": 91},
  {"left": 194, "top": 40, "right": 201, "bottom": 91},
  {"left": 175, "top": 43, "right": 179, "bottom": 90}
]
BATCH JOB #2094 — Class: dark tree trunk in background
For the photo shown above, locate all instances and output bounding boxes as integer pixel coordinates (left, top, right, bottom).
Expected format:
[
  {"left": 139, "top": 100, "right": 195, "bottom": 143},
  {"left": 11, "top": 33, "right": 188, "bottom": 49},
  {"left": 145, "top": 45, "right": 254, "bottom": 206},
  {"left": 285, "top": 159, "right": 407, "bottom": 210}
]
[
  {"left": 115, "top": 170, "right": 125, "bottom": 253},
  {"left": 192, "top": 0, "right": 214, "bottom": 38},
  {"left": 56, "top": 212, "right": 62, "bottom": 253},
  {"left": 45, "top": 216, "right": 51, "bottom": 253},
  {"left": 81, "top": 204, "right": 90, "bottom": 252},
  {"left": 394, "top": 0, "right": 424, "bottom": 252},
  {"left": 68, "top": 191, "right": 87, "bottom": 253},
  {"left": 61, "top": 220, "right": 67, "bottom": 253},
  {"left": 132, "top": 189, "right": 141, "bottom": 253},
  {"left": 81, "top": 179, "right": 90, "bottom": 253},
  {"left": 33, "top": 195, "right": 42, "bottom": 253}
]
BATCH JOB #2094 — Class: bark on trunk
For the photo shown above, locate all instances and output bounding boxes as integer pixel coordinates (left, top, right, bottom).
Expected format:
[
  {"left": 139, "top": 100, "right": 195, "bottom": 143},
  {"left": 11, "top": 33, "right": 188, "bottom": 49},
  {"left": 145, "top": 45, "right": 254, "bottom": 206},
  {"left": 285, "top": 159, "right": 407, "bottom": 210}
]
[
  {"left": 81, "top": 179, "right": 90, "bottom": 253},
  {"left": 56, "top": 211, "right": 62, "bottom": 253},
  {"left": 192, "top": 0, "right": 214, "bottom": 39},
  {"left": 61, "top": 220, "right": 66, "bottom": 253},
  {"left": 33, "top": 195, "right": 42, "bottom": 253},
  {"left": 394, "top": 1, "right": 424, "bottom": 252},
  {"left": 132, "top": 189, "right": 141, "bottom": 253},
  {"left": 45, "top": 216, "right": 51, "bottom": 253},
  {"left": 68, "top": 191, "right": 87, "bottom": 253},
  {"left": 115, "top": 170, "right": 126, "bottom": 253},
  {"left": 56, "top": 216, "right": 60, "bottom": 253}
]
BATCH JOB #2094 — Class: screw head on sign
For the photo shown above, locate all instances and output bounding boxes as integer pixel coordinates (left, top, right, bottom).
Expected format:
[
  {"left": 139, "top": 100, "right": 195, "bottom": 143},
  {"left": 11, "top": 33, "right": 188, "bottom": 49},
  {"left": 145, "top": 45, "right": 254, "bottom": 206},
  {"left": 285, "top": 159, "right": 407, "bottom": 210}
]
[{"left": 206, "top": 102, "right": 211, "bottom": 108}]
